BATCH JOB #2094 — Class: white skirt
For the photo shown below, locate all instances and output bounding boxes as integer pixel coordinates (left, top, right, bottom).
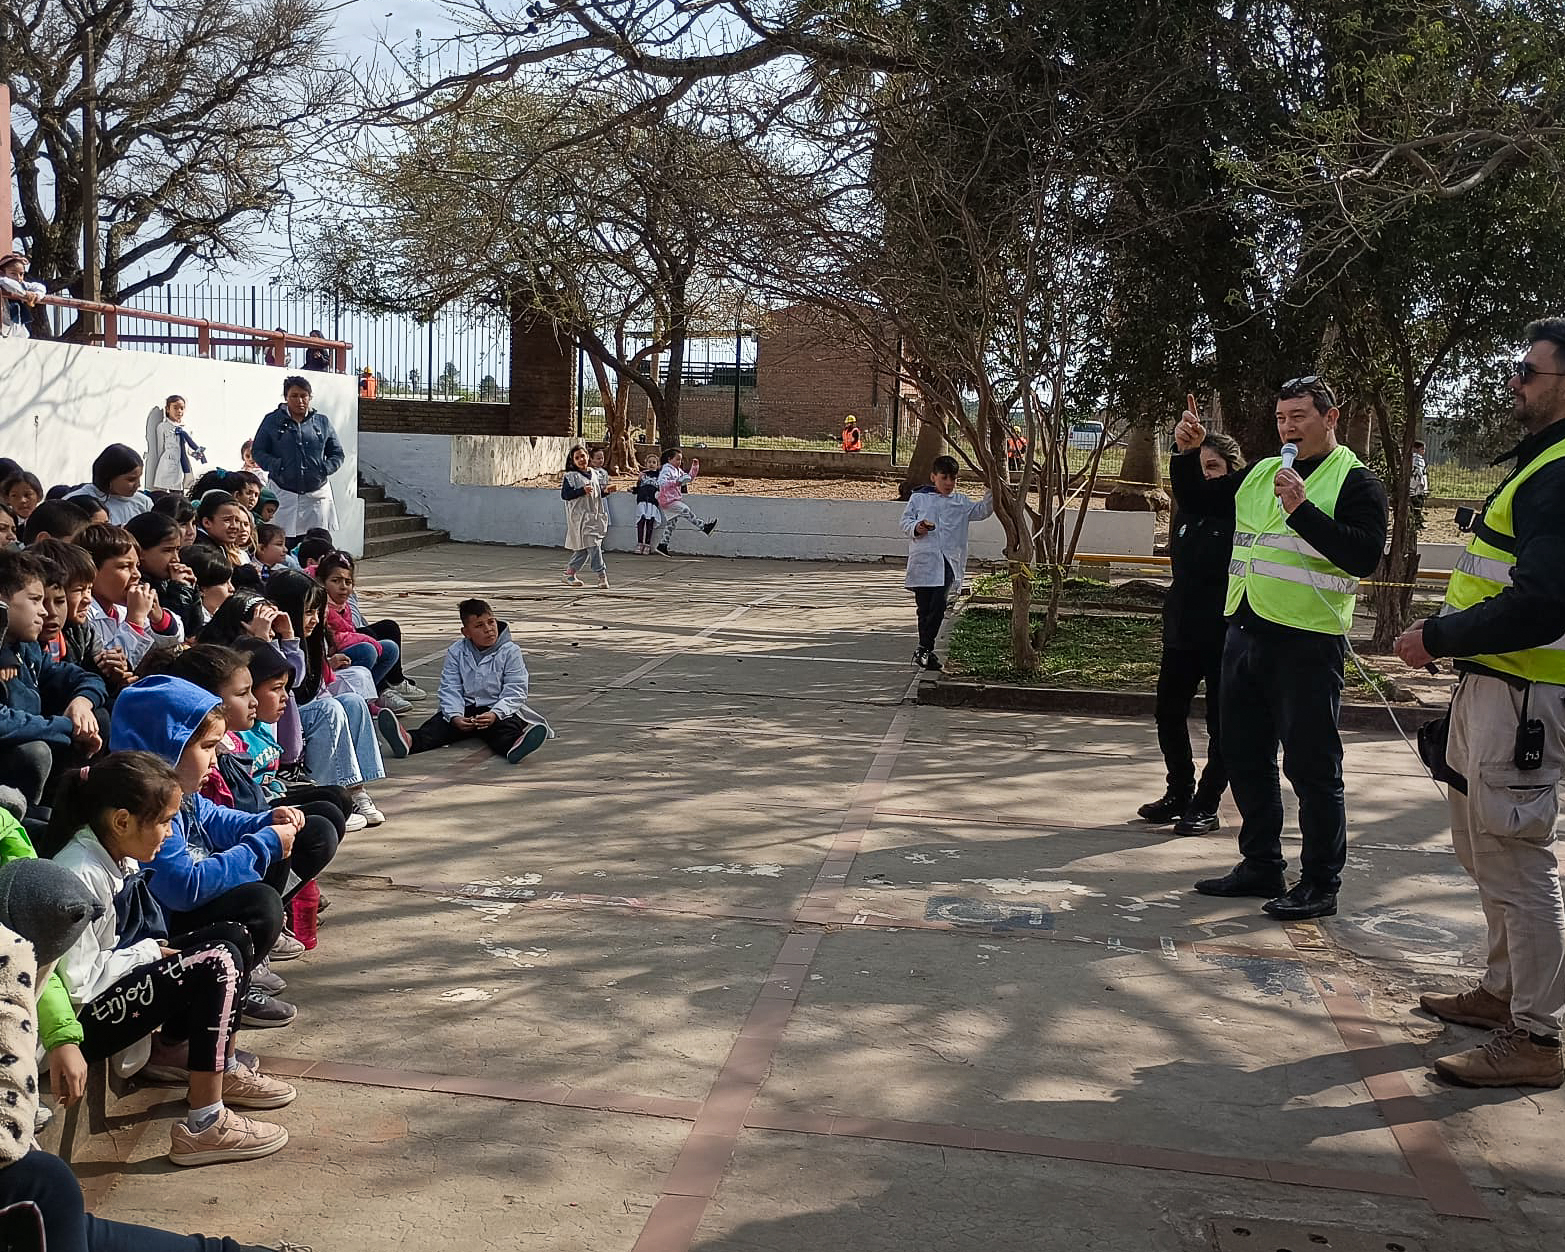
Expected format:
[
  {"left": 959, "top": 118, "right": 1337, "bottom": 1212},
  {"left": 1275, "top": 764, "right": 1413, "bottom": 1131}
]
[
  {"left": 274, "top": 482, "right": 339, "bottom": 537},
  {"left": 636, "top": 502, "right": 662, "bottom": 521}
]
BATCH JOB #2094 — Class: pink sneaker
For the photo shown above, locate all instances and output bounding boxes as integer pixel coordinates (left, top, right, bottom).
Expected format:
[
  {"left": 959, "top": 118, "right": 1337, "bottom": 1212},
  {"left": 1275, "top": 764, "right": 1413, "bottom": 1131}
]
[
  {"left": 169, "top": 1107, "right": 288, "bottom": 1166},
  {"left": 222, "top": 1060, "right": 298, "bottom": 1109}
]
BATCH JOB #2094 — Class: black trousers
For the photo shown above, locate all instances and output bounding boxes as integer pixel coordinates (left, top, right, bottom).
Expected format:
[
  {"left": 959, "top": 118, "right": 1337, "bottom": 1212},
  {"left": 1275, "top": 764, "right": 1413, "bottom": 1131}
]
[
  {"left": 165, "top": 881, "right": 283, "bottom": 970},
  {"left": 1219, "top": 622, "right": 1348, "bottom": 891},
  {"left": 1154, "top": 640, "right": 1228, "bottom": 806},
  {"left": 261, "top": 812, "right": 339, "bottom": 904},
  {"left": 363, "top": 619, "right": 404, "bottom": 685},
  {"left": 912, "top": 561, "right": 956, "bottom": 652},
  {"left": 410, "top": 707, "right": 526, "bottom": 758},
  {"left": 77, "top": 923, "right": 250, "bottom": 1074}
]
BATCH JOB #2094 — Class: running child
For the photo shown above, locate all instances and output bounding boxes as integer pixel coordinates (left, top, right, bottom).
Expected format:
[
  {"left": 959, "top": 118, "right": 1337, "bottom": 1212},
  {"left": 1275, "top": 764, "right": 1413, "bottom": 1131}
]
[{"left": 654, "top": 448, "right": 717, "bottom": 556}]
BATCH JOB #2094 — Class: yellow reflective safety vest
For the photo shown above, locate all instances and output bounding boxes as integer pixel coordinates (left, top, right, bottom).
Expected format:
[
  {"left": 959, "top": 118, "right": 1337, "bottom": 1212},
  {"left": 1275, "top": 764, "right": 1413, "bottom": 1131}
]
[
  {"left": 1225, "top": 444, "right": 1364, "bottom": 636},
  {"left": 1440, "top": 436, "right": 1565, "bottom": 683}
]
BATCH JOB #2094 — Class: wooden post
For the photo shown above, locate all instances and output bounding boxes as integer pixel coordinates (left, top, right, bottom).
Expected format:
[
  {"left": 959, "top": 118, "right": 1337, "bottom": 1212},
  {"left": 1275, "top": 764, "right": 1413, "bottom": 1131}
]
[
  {"left": 0, "top": 84, "right": 13, "bottom": 257},
  {"left": 80, "top": 29, "right": 101, "bottom": 340}
]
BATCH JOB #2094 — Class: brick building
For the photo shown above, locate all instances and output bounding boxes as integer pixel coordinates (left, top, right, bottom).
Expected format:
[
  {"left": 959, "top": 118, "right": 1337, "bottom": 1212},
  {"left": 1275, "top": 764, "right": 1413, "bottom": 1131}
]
[{"left": 753, "top": 305, "right": 910, "bottom": 442}]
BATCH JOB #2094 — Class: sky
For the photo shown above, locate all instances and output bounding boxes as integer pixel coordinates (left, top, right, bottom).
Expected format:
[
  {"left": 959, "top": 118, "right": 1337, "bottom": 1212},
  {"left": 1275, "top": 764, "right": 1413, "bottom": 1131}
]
[{"left": 209, "top": 0, "right": 459, "bottom": 282}]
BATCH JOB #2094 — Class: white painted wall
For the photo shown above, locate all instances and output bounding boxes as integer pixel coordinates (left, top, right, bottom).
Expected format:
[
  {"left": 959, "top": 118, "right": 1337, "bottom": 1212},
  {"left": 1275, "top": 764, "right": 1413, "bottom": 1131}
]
[
  {"left": 361, "top": 433, "right": 1157, "bottom": 561},
  {"left": 1, "top": 337, "right": 362, "bottom": 553}
]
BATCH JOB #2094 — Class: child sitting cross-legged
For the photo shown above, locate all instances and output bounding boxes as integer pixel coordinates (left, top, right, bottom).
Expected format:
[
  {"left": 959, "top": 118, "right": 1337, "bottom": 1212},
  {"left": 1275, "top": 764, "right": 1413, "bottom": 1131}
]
[
  {"left": 107, "top": 674, "right": 302, "bottom": 1027},
  {"left": 48, "top": 752, "right": 297, "bottom": 1167},
  {"left": 28, "top": 539, "right": 131, "bottom": 694},
  {"left": 391, "top": 598, "right": 549, "bottom": 766},
  {"left": 77, "top": 522, "right": 180, "bottom": 669},
  {"left": 153, "top": 643, "right": 345, "bottom": 969},
  {"left": 0, "top": 551, "right": 107, "bottom": 818}
]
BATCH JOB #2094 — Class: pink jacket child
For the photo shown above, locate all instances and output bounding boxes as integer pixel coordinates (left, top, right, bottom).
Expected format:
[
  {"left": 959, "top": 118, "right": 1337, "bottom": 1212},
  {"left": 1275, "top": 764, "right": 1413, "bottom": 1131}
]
[
  {"left": 653, "top": 450, "right": 717, "bottom": 553},
  {"left": 324, "top": 600, "right": 380, "bottom": 654}
]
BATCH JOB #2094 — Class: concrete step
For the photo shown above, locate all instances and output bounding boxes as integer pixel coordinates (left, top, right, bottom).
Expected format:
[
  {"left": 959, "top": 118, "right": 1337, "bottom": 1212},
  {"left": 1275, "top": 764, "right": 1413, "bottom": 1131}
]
[
  {"left": 358, "top": 481, "right": 386, "bottom": 503},
  {"left": 362, "top": 527, "right": 450, "bottom": 560},
  {"left": 365, "top": 500, "right": 405, "bottom": 520},
  {"left": 365, "top": 512, "right": 429, "bottom": 539}
]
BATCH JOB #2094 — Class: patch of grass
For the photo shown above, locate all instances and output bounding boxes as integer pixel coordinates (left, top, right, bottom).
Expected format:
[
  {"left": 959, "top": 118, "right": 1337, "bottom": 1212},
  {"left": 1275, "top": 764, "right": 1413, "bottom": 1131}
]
[
  {"left": 947, "top": 610, "right": 1164, "bottom": 687},
  {"left": 947, "top": 607, "right": 1403, "bottom": 700}
]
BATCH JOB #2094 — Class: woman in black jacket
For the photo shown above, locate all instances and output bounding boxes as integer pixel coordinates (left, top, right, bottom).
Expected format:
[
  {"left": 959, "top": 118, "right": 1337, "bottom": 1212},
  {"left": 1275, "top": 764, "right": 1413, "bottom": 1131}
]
[{"left": 1139, "top": 433, "right": 1243, "bottom": 835}]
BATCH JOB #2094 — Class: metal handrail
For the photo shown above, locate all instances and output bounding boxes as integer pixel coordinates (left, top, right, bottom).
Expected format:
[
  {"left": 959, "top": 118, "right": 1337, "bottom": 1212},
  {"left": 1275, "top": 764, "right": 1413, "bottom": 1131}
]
[{"left": 25, "top": 292, "right": 352, "bottom": 371}]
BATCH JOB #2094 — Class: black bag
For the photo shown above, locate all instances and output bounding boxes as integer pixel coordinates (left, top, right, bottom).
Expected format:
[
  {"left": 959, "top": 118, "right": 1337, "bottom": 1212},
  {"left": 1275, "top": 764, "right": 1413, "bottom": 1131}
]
[
  {"left": 1417, "top": 708, "right": 1468, "bottom": 794},
  {"left": 111, "top": 868, "right": 168, "bottom": 949}
]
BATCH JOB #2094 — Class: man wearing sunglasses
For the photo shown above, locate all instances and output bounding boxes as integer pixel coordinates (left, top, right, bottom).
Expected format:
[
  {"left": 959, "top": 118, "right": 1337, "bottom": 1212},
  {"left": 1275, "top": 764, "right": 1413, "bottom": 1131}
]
[
  {"left": 1173, "top": 375, "right": 1387, "bottom": 921},
  {"left": 1393, "top": 319, "right": 1565, "bottom": 1090}
]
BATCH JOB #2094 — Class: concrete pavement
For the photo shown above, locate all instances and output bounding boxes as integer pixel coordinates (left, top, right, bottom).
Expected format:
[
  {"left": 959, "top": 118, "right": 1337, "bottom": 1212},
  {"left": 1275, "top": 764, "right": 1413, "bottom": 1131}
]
[{"left": 88, "top": 543, "right": 1562, "bottom": 1250}]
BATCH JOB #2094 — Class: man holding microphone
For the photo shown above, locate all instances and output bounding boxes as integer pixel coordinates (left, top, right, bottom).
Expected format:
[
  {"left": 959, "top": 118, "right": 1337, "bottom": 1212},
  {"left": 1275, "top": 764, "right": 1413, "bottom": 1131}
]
[
  {"left": 1394, "top": 318, "right": 1565, "bottom": 1089},
  {"left": 1174, "top": 377, "right": 1387, "bottom": 919}
]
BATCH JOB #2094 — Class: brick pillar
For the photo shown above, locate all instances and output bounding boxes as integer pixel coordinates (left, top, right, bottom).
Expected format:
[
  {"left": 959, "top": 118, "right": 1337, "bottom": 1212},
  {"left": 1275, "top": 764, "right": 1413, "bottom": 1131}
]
[{"left": 508, "top": 301, "right": 573, "bottom": 436}]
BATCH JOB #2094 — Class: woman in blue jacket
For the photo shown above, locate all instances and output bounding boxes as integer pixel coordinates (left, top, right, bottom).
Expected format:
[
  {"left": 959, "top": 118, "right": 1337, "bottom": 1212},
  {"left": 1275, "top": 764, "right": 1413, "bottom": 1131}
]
[{"left": 250, "top": 375, "right": 345, "bottom": 538}]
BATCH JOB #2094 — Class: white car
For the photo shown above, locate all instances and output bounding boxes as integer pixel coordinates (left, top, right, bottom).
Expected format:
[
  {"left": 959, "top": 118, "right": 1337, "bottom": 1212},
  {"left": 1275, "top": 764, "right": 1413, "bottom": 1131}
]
[{"left": 1068, "top": 422, "right": 1105, "bottom": 450}]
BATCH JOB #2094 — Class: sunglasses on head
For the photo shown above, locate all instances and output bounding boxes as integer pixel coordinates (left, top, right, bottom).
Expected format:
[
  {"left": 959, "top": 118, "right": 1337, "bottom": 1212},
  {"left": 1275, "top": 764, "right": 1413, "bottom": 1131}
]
[
  {"left": 1278, "top": 374, "right": 1338, "bottom": 408},
  {"left": 1511, "top": 360, "right": 1565, "bottom": 382}
]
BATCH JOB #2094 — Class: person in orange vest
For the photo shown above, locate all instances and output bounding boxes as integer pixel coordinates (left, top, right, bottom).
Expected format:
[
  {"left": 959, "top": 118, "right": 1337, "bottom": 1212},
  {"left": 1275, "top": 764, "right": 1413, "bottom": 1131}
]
[
  {"left": 841, "top": 414, "right": 863, "bottom": 452},
  {"left": 1005, "top": 424, "right": 1028, "bottom": 472},
  {"left": 358, "top": 367, "right": 377, "bottom": 399}
]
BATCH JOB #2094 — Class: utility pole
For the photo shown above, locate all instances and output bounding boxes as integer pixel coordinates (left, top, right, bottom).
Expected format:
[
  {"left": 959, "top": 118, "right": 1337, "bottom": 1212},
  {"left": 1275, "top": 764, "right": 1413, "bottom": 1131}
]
[{"left": 80, "top": 26, "right": 101, "bottom": 339}]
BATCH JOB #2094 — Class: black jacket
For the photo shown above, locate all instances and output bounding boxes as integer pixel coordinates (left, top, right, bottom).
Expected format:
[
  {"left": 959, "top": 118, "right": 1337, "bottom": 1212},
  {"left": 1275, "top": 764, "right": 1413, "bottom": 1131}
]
[
  {"left": 1169, "top": 445, "right": 1388, "bottom": 640},
  {"left": 1424, "top": 418, "right": 1565, "bottom": 672},
  {"left": 1164, "top": 455, "right": 1234, "bottom": 651}
]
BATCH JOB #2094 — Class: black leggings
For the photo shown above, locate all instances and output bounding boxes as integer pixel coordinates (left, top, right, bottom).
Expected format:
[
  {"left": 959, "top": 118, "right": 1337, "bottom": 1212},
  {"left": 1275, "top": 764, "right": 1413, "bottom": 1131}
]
[
  {"left": 281, "top": 782, "right": 352, "bottom": 827},
  {"left": 363, "top": 618, "right": 404, "bottom": 685},
  {"left": 262, "top": 812, "right": 340, "bottom": 904},
  {"left": 165, "top": 881, "right": 282, "bottom": 970},
  {"left": 76, "top": 923, "right": 250, "bottom": 1074},
  {"left": 636, "top": 517, "right": 656, "bottom": 545}
]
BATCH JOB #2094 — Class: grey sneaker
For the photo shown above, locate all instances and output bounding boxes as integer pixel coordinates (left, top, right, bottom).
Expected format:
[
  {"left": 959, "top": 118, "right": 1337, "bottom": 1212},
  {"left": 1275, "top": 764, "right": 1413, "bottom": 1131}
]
[
  {"left": 241, "top": 987, "right": 297, "bottom": 1029},
  {"left": 251, "top": 959, "right": 287, "bottom": 994}
]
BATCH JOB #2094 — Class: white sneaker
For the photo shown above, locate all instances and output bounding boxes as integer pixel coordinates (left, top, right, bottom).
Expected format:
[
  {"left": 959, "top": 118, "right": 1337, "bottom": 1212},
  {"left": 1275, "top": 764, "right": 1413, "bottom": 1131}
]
[
  {"left": 389, "top": 679, "right": 426, "bottom": 702},
  {"left": 563, "top": 571, "right": 584, "bottom": 587},
  {"left": 380, "top": 689, "right": 413, "bottom": 715},
  {"left": 351, "top": 790, "right": 386, "bottom": 826},
  {"left": 343, "top": 810, "right": 368, "bottom": 833},
  {"left": 597, "top": 573, "right": 610, "bottom": 589},
  {"left": 270, "top": 931, "right": 306, "bottom": 962}
]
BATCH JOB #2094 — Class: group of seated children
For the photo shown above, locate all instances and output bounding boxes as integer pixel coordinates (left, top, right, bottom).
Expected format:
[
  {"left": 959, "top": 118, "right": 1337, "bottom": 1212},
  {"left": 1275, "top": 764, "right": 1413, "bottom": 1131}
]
[{"left": 0, "top": 437, "right": 551, "bottom": 1186}]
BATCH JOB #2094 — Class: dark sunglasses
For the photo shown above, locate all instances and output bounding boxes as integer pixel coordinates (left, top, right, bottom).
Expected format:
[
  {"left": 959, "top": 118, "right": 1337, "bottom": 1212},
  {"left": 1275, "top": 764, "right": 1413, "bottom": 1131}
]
[
  {"left": 1278, "top": 374, "right": 1338, "bottom": 408},
  {"left": 1511, "top": 360, "right": 1565, "bottom": 382}
]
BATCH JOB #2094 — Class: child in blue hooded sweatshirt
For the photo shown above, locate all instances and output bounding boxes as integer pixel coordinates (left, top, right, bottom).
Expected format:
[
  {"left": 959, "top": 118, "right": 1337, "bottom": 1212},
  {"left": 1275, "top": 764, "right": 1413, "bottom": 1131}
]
[{"left": 108, "top": 673, "right": 302, "bottom": 1028}]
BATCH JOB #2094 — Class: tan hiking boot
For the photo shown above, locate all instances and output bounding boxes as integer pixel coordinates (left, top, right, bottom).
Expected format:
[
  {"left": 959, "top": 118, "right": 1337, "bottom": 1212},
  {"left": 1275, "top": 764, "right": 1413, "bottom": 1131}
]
[
  {"left": 169, "top": 1107, "right": 289, "bottom": 1166},
  {"left": 1433, "top": 1026, "right": 1564, "bottom": 1089},
  {"left": 1418, "top": 983, "right": 1513, "bottom": 1030},
  {"left": 222, "top": 1060, "right": 297, "bottom": 1110}
]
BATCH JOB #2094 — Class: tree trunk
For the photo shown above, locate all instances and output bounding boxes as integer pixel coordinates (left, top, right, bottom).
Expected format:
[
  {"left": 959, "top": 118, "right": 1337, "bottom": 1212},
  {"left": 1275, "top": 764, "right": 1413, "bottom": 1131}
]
[
  {"left": 591, "top": 355, "right": 638, "bottom": 473},
  {"left": 659, "top": 288, "right": 689, "bottom": 451},
  {"left": 897, "top": 399, "right": 946, "bottom": 499},
  {"left": 1008, "top": 560, "right": 1035, "bottom": 671},
  {"left": 1343, "top": 399, "right": 1375, "bottom": 459},
  {"left": 1105, "top": 416, "right": 1169, "bottom": 511}
]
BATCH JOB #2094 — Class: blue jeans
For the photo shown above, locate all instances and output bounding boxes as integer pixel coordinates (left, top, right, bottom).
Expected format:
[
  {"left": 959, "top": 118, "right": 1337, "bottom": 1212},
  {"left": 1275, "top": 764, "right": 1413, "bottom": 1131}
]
[
  {"left": 297, "top": 691, "right": 386, "bottom": 788},
  {"left": 0, "top": 1149, "right": 262, "bottom": 1250},
  {"left": 565, "top": 544, "right": 605, "bottom": 575},
  {"left": 341, "top": 638, "right": 400, "bottom": 687}
]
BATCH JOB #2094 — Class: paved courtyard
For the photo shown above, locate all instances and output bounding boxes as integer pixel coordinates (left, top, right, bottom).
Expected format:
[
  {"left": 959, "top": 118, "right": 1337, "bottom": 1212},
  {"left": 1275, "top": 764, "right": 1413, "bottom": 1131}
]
[{"left": 88, "top": 543, "right": 1562, "bottom": 1250}]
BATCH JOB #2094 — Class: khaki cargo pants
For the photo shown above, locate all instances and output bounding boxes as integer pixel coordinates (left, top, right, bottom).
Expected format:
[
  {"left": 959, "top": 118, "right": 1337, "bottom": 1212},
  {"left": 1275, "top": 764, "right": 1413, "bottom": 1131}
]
[{"left": 1447, "top": 672, "right": 1565, "bottom": 1037}]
